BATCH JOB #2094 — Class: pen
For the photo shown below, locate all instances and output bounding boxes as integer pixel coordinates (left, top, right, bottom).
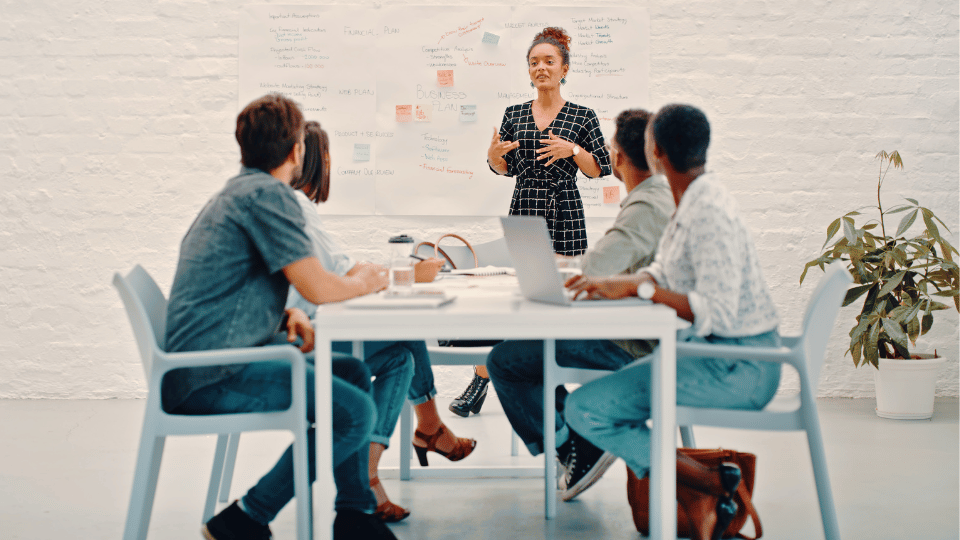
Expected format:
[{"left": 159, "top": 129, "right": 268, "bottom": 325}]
[{"left": 409, "top": 254, "right": 426, "bottom": 261}]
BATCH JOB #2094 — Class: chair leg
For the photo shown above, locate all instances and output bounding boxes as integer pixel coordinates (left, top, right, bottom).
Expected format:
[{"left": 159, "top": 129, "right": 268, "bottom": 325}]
[
  {"left": 399, "top": 401, "right": 412, "bottom": 481},
  {"left": 219, "top": 433, "right": 240, "bottom": 503},
  {"left": 203, "top": 434, "right": 231, "bottom": 523},
  {"left": 543, "top": 339, "right": 557, "bottom": 519},
  {"left": 679, "top": 425, "right": 696, "bottom": 448},
  {"left": 803, "top": 408, "right": 842, "bottom": 540},
  {"left": 123, "top": 432, "right": 166, "bottom": 540},
  {"left": 292, "top": 430, "right": 312, "bottom": 540}
]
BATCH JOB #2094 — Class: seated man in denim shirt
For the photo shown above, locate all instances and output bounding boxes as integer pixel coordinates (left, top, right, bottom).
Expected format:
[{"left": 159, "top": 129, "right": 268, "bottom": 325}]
[{"left": 163, "top": 94, "right": 397, "bottom": 540}]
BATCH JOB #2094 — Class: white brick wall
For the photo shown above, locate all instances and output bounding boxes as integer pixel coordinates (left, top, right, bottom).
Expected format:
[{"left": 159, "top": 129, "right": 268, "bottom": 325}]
[{"left": 1, "top": 0, "right": 956, "bottom": 400}]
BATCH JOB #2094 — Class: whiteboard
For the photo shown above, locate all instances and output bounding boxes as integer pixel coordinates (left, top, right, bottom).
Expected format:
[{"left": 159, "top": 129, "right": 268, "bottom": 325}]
[{"left": 239, "top": 5, "right": 649, "bottom": 216}]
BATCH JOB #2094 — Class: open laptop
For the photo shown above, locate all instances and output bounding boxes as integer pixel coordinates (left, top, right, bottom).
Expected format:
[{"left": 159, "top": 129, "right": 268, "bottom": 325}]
[{"left": 499, "top": 216, "right": 651, "bottom": 307}]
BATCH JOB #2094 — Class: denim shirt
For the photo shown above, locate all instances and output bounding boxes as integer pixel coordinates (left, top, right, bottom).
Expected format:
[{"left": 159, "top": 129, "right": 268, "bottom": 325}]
[{"left": 162, "top": 167, "right": 314, "bottom": 411}]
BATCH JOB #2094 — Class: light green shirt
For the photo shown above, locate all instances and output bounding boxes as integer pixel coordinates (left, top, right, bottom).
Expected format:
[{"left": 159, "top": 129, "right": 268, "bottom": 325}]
[{"left": 581, "top": 174, "right": 674, "bottom": 277}]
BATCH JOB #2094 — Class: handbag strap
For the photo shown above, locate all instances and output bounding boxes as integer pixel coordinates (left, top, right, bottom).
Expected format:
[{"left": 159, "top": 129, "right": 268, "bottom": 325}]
[
  {"left": 433, "top": 234, "right": 478, "bottom": 269},
  {"left": 733, "top": 479, "right": 763, "bottom": 540}
]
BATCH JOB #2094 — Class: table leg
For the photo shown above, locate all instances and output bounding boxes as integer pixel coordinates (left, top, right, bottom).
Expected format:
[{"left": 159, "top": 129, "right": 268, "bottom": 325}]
[
  {"left": 543, "top": 339, "right": 557, "bottom": 519},
  {"left": 650, "top": 329, "right": 677, "bottom": 539},
  {"left": 314, "top": 335, "right": 334, "bottom": 540}
]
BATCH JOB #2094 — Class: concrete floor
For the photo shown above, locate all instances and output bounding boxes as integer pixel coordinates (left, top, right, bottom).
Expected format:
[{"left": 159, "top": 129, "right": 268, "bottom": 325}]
[{"left": 0, "top": 396, "right": 956, "bottom": 540}]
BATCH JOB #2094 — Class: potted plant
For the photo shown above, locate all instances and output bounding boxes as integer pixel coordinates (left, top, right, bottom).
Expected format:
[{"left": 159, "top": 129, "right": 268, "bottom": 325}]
[{"left": 801, "top": 150, "right": 959, "bottom": 419}]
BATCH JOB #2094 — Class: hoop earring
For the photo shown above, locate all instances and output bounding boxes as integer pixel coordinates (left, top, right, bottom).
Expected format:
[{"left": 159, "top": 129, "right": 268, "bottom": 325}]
[
  {"left": 530, "top": 81, "right": 535, "bottom": 88},
  {"left": 560, "top": 77, "right": 567, "bottom": 85}
]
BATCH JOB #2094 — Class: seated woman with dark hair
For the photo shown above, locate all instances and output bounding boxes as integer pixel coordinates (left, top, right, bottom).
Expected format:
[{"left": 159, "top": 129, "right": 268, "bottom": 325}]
[
  {"left": 288, "top": 121, "right": 477, "bottom": 523},
  {"left": 560, "top": 104, "right": 782, "bottom": 540}
]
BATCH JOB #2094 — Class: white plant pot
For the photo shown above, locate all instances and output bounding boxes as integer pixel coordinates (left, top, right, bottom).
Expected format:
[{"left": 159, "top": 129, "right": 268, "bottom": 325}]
[{"left": 873, "top": 354, "right": 946, "bottom": 419}]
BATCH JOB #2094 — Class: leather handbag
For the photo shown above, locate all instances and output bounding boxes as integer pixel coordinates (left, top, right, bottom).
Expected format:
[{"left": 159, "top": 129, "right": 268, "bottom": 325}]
[
  {"left": 626, "top": 448, "right": 762, "bottom": 539},
  {"left": 414, "top": 233, "right": 477, "bottom": 270}
]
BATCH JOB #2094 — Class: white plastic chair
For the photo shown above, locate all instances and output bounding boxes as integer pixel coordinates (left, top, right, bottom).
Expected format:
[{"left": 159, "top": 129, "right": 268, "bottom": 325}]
[
  {"left": 395, "top": 237, "right": 531, "bottom": 480},
  {"left": 114, "top": 265, "right": 312, "bottom": 540},
  {"left": 674, "top": 262, "right": 851, "bottom": 540}
]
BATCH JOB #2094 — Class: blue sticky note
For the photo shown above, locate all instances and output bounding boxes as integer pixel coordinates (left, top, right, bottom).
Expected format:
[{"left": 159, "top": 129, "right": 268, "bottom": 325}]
[
  {"left": 482, "top": 32, "right": 500, "bottom": 45},
  {"left": 460, "top": 104, "right": 478, "bottom": 122},
  {"left": 353, "top": 143, "right": 371, "bottom": 162}
]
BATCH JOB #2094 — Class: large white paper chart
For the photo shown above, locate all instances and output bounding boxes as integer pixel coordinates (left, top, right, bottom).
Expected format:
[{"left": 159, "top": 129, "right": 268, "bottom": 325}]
[{"left": 240, "top": 6, "right": 650, "bottom": 216}]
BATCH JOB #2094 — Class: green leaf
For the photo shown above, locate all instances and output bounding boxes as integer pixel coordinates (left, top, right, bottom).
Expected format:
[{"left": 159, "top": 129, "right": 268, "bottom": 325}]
[
  {"left": 921, "top": 312, "right": 933, "bottom": 335},
  {"left": 850, "top": 317, "right": 872, "bottom": 344},
  {"left": 881, "top": 317, "right": 909, "bottom": 350},
  {"left": 823, "top": 218, "right": 842, "bottom": 249},
  {"left": 851, "top": 339, "right": 863, "bottom": 367},
  {"left": 922, "top": 209, "right": 943, "bottom": 245},
  {"left": 907, "top": 316, "right": 920, "bottom": 344},
  {"left": 895, "top": 210, "right": 918, "bottom": 237},
  {"left": 905, "top": 197, "right": 919, "bottom": 205},
  {"left": 843, "top": 283, "right": 876, "bottom": 307},
  {"left": 884, "top": 204, "right": 914, "bottom": 215},
  {"left": 843, "top": 217, "right": 857, "bottom": 244},
  {"left": 877, "top": 271, "right": 907, "bottom": 298},
  {"left": 932, "top": 289, "right": 960, "bottom": 297},
  {"left": 864, "top": 323, "right": 881, "bottom": 368}
]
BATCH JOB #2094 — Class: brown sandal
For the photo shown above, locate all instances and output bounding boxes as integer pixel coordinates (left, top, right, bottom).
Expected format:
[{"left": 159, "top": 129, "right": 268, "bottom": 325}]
[
  {"left": 412, "top": 425, "right": 477, "bottom": 466},
  {"left": 370, "top": 477, "right": 410, "bottom": 523}
]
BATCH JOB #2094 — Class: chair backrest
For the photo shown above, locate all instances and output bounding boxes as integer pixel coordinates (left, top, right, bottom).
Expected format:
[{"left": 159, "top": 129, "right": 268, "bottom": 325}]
[
  {"left": 113, "top": 265, "right": 167, "bottom": 377},
  {"left": 797, "top": 262, "right": 853, "bottom": 381}
]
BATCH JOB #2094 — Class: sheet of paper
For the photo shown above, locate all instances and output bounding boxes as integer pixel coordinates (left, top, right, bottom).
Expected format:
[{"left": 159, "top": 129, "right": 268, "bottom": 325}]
[
  {"left": 603, "top": 185, "right": 620, "bottom": 204},
  {"left": 437, "top": 69, "right": 454, "bottom": 87},
  {"left": 353, "top": 143, "right": 371, "bottom": 162},
  {"left": 460, "top": 104, "right": 477, "bottom": 122},
  {"left": 481, "top": 31, "right": 500, "bottom": 45},
  {"left": 415, "top": 104, "right": 433, "bottom": 122}
]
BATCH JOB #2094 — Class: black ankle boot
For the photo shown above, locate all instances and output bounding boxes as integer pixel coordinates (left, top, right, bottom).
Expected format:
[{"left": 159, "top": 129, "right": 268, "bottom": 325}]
[{"left": 448, "top": 372, "right": 490, "bottom": 417}]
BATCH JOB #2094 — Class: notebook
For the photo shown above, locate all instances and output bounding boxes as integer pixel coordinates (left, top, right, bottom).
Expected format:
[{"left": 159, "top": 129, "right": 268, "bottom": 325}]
[
  {"left": 499, "top": 216, "right": 651, "bottom": 308},
  {"left": 343, "top": 290, "right": 456, "bottom": 309}
]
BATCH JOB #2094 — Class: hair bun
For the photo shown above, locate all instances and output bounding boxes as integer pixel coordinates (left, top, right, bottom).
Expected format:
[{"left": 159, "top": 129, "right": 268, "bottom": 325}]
[{"left": 536, "top": 27, "right": 571, "bottom": 51}]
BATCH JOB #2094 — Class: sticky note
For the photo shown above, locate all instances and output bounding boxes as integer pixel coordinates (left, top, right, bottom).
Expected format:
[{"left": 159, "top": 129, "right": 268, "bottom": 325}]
[
  {"left": 603, "top": 185, "right": 620, "bottom": 204},
  {"left": 482, "top": 32, "right": 500, "bottom": 45},
  {"left": 353, "top": 143, "right": 371, "bottom": 162},
  {"left": 396, "top": 105, "right": 412, "bottom": 122},
  {"left": 460, "top": 104, "right": 477, "bottom": 122},
  {"left": 437, "top": 69, "right": 454, "bottom": 87},
  {"left": 415, "top": 104, "right": 432, "bottom": 122}
]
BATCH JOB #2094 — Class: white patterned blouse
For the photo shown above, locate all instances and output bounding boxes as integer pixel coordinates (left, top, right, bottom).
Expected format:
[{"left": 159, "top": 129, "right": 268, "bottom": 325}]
[{"left": 641, "top": 172, "right": 779, "bottom": 338}]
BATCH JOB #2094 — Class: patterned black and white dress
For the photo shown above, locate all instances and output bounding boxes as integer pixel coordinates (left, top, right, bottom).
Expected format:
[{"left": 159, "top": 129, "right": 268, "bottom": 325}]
[{"left": 495, "top": 101, "right": 611, "bottom": 255}]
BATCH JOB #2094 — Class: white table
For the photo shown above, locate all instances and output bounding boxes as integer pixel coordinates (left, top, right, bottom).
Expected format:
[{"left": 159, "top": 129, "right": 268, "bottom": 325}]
[{"left": 313, "top": 277, "right": 677, "bottom": 539}]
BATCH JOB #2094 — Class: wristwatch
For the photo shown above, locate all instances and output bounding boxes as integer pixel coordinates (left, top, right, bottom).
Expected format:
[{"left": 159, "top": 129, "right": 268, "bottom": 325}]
[
  {"left": 572, "top": 145, "right": 581, "bottom": 157},
  {"left": 637, "top": 281, "right": 655, "bottom": 301}
]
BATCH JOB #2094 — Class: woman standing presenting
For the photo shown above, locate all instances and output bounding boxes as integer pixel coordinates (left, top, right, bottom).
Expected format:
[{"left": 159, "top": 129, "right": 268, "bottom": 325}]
[
  {"left": 487, "top": 26, "right": 612, "bottom": 256},
  {"left": 450, "top": 27, "right": 613, "bottom": 418}
]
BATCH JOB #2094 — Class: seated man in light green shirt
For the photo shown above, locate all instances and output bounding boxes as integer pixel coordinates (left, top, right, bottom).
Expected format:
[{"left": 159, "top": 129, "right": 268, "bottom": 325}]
[{"left": 580, "top": 109, "right": 675, "bottom": 277}]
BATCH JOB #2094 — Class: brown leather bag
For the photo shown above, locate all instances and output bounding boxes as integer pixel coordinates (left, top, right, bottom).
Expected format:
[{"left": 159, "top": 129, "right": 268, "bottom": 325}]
[
  {"left": 626, "top": 448, "right": 762, "bottom": 539},
  {"left": 414, "top": 233, "right": 477, "bottom": 270}
]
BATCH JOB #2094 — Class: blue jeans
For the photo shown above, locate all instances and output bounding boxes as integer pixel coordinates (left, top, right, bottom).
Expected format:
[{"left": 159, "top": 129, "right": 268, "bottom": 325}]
[
  {"left": 333, "top": 340, "right": 438, "bottom": 433},
  {"left": 173, "top": 354, "right": 377, "bottom": 523},
  {"left": 564, "top": 331, "right": 782, "bottom": 477},
  {"left": 486, "top": 339, "right": 636, "bottom": 456}
]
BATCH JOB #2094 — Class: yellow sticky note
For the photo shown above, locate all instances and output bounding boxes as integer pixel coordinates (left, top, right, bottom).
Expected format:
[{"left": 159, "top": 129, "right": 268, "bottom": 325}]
[
  {"left": 437, "top": 69, "right": 454, "bottom": 87},
  {"left": 603, "top": 185, "right": 620, "bottom": 204},
  {"left": 396, "top": 105, "right": 413, "bottom": 122}
]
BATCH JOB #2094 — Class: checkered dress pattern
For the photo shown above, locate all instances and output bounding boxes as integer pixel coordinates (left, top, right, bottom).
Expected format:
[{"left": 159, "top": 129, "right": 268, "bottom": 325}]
[{"left": 495, "top": 101, "right": 612, "bottom": 255}]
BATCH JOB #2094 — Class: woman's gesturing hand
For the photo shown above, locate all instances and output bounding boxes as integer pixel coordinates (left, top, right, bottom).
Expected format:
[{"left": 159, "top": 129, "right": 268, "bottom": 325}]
[
  {"left": 536, "top": 130, "right": 577, "bottom": 167},
  {"left": 488, "top": 128, "right": 519, "bottom": 171}
]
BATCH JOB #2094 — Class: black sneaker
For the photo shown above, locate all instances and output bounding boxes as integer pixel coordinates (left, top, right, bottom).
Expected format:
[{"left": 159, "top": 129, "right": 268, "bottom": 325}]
[
  {"left": 557, "top": 430, "right": 617, "bottom": 502},
  {"left": 448, "top": 372, "right": 490, "bottom": 417},
  {"left": 333, "top": 509, "right": 398, "bottom": 540},
  {"left": 202, "top": 501, "right": 272, "bottom": 540}
]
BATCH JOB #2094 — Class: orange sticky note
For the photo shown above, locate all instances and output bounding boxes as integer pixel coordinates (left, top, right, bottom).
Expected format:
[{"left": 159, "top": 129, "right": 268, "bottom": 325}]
[
  {"left": 396, "top": 105, "right": 412, "bottom": 122},
  {"left": 437, "top": 69, "right": 454, "bottom": 87},
  {"left": 603, "top": 185, "right": 620, "bottom": 204}
]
